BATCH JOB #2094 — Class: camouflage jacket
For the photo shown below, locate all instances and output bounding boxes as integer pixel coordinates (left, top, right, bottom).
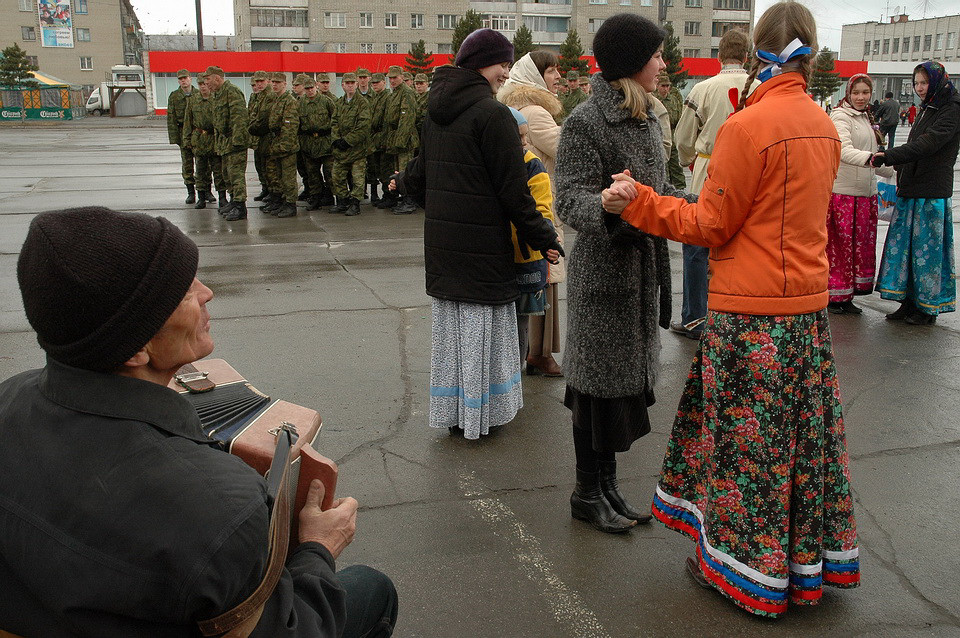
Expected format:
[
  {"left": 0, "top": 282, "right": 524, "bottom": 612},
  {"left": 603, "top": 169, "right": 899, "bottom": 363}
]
[
  {"left": 249, "top": 90, "right": 277, "bottom": 149},
  {"left": 166, "top": 88, "right": 193, "bottom": 145},
  {"left": 561, "top": 88, "right": 588, "bottom": 121},
  {"left": 298, "top": 94, "right": 335, "bottom": 158},
  {"left": 331, "top": 94, "right": 371, "bottom": 163},
  {"left": 212, "top": 80, "right": 250, "bottom": 155},
  {"left": 246, "top": 90, "right": 265, "bottom": 148},
  {"left": 383, "top": 83, "right": 419, "bottom": 154},
  {"left": 661, "top": 87, "right": 684, "bottom": 131},
  {"left": 268, "top": 91, "right": 300, "bottom": 157},
  {"left": 368, "top": 90, "right": 389, "bottom": 152},
  {"left": 182, "top": 94, "right": 217, "bottom": 156},
  {"left": 415, "top": 91, "right": 429, "bottom": 138}
]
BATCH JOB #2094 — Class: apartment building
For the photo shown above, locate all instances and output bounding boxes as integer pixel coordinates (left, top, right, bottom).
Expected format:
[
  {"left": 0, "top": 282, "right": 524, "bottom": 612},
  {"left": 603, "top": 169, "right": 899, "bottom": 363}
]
[
  {"left": 232, "top": 0, "right": 755, "bottom": 58},
  {"left": 2, "top": 0, "right": 143, "bottom": 91}
]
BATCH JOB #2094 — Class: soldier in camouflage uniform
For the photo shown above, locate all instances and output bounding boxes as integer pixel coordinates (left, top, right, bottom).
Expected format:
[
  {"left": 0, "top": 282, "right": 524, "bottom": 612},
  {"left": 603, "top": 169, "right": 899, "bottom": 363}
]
[
  {"left": 291, "top": 74, "right": 313, "bottom": 202},
  {"left": 366, "top": 73, "right": 389, "bottom": 207},
  {"left": 561, "top": 70, "right": 588, "bottom": 121},
  {"left": 330, "top": 73, "right": 371, "bottom": 216},
  {"left": 206, "top": 65, "right": 250, "bottom": 221},
  {"left": 380, "top": 66, "right": 419, "bottom": 214},
  {"left": 167, "top": 69, "right": 196, "bottom": 204},
  {"left": 298, "top": 77, "right": 336, "bottom": 212},
  {"left": 656, "top": 71, "right": 687, "bottom": 190},
  {"left": 308, "top": 73, "right": 336, "bottom": 206},
  {"left": 182, "top": 72, "right": 225, "bottom": 210},
  {"left": 247, "top": 70, "right": 270, "bottom": 201},
  {"left": 259, "top": 72, "right": 301, "bottom": 218},
  {"left": 356, "top": 68, "right": 372, "bottom": 99},
  {"left": 402, "top": 72, "right": 413, "bottom": 88},
  {"left": 249, "top": 72, "right": 278, "bottom": 209},
  {"left": 413, "top": 73, "right": 429, "bottom": 140}
]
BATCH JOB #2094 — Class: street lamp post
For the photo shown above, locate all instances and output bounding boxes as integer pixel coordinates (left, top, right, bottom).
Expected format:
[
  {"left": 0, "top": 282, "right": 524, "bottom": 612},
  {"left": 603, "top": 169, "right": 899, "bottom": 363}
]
[{"left": 195, "top": 0, "right": 204, "bottom": 51}]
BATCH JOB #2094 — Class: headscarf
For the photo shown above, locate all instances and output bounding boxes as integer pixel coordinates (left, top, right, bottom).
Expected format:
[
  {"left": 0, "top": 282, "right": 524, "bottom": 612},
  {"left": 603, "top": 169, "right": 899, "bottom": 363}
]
[
  {"left": 840, "top": 73, "right": 884, "bottom": 145},
  {"left": 915, "top": 60, "right": 957, "bottom": 109},
  {"left": 498, "top": 53, "right": 550, "bottom": 103}
]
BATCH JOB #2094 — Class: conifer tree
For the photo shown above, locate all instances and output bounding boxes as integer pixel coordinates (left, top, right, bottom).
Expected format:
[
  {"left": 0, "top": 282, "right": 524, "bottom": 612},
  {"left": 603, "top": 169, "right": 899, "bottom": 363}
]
[
  {"left": 512, "top": 24, "right": 535, "bottom": 60},
  {"left": 0, "top": 43, "right": 39, "bottom": 88},
  {"left": 661, "top": 23, "right": 688, "bottom": 90},
  {"left": 557, "top": 30, "right": 589, "bottom": 76},
  {"left": 405, "top": 40, "right": 434, "bottom": 76},
  {"left": 810, "top": 48, "right": 843, "bottom": 106},
  {"left": 451, "top": 10, "right": 484, "bottom": 56}
]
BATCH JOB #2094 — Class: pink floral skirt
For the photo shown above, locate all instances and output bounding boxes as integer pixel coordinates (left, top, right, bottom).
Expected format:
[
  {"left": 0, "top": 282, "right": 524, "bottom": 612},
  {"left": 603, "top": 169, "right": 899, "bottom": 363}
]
[{"left": 826, "top": 193, "right": 878, "bottom": 302}]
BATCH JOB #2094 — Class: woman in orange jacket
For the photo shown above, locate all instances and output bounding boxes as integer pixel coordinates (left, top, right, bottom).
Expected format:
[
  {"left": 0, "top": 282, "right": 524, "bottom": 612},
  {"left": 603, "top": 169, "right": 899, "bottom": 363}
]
[{"left": 601, "top": 1, "right": 860, "bottom": 619}]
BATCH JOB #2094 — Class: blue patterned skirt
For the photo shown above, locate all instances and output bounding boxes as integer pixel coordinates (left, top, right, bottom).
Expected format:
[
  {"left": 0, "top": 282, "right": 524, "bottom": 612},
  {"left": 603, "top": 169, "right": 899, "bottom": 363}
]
[{"left": 876, "top": 197, "right": 956, "bottom": 315}]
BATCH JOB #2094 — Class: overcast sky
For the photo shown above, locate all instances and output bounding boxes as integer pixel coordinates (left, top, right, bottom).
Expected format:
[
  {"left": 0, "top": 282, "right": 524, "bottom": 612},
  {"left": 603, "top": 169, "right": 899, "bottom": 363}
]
[{"left": 131, "top": 0, "right": 955, "bottom": 53}]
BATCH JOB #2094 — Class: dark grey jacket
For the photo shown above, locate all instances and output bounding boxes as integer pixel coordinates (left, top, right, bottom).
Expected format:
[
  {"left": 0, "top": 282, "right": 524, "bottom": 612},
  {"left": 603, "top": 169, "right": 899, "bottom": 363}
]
[
  {"left": 885, "top": 93, "right": 960, "bottom": 199},
  {"left": 556, "top": 74, "right": 693, "bottom": 398},
  {"left": 0, "top": 359, "right": 346, "bottom": 638}
]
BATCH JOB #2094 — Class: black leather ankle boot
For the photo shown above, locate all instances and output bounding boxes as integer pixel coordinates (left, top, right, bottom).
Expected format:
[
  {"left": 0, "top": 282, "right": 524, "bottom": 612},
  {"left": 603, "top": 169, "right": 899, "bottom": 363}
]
[
  {"left": 599, "top": 461, "right": 652, "bottom": 523},
  {"left": 570, "top": 469, "right": 636, "bottom": 533}
]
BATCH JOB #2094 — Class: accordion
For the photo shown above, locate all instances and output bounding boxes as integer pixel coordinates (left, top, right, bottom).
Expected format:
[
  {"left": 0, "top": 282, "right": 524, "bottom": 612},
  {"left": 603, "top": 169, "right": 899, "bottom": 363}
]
[{"left": 169, "top": 359, "right": 337, "bottom": 553}]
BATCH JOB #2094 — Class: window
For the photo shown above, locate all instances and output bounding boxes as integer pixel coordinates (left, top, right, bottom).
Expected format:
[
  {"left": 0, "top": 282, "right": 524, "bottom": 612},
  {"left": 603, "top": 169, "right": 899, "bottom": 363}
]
[
  {"left": 385, "top": 43, "right": 398, "bottom": 54},
  {"left": 712, "top": 22, "right": 748, "bottom": 37},
  {"left": 254, "top": 9, "right": 308, "bottom": 27},
  {"left": 924, "top": 34, "right": 932, "bottom": 50},
  {"left": 589, "top": 0, "right": 607, "bottom": 4},
  {"left": 620, "top": 0, "right": 632, "bottom": 4},
  {"left": 76, "top": 28, "right": 91, "bottom": 42},
  {"left": 21, "top": 26, "right": 36, "bottom": 41},
  {"left": 913, "top": 36, "right": 920, "bottom": 51},
  {"left": 438, "top": 15, "right": 458, "bottom": 30},
  {"left": 710, "top": 47, "right": 719, "bottom": 58},
  {"left": 359, "top": 12, "right": 373, "bottom": 28},
  {"left": 411, "top": 14, "right": 424, "bottom": 29},
  {"left": 483, "top": 14, "right": 516, "bottom": 31},
  {"left": 385, "top": 13, "right": 398, "bottom": 28},
  {"left": 331, "top": 43, "right": 346, "bottom": 53},
  {"left": 948, "top": 32, "right": 956, "bottom": 49},
  {"left": 639, "top": 0, "right": 653, "bottom": 5},
  {"left": 26, "top": 55, "right": 38, "bottom": 68},
  {"left": 713, "top": 0, "right": 749, "bottom": 8},
  {"left": 684, "top": 21, "right": 701, "bottom": 36},
  {"left": 589, "top": 19, "right": 604, "bottom": 33},
  {"left": 935, "top": 33, "right": 943, "bottom": 49},
  {"left": 903, "top": 37, "right": 909, "bottom": 52},
  {"left": 438, "top": 42, "right": 452, "bottom": 54},
  {"left": 80, "top": 56, "right": 93, "bottom": 71},
  {"left": 686, "top": 0, "right": 702, "bottom": 6},
  {"left": 18, "top": 0, "right": 32, "bottom": 10},
  {"left": 324, "top": 12, "right": 346, "bottom": 28},
  {"left": 360, "top": 42, "right": 374, "bottom": 53},
  {"left": 863, "top": 41, "right": 870, "bottom": 55},
  {"left": 523, "top": 15, "right": 570, "bottom": 33},
  {"left": 892, "top": 38, "right": 899, "bottom": 53},
  {"left": 882, "top": 39, "right": 889, "bottom": 54},
  {"left": 74, "top": 0, "right": 88, "bottom": 13},
  {"left": 683, "top": 48, "right": 700, "bottom": 57},
  {"left": 872, "top": 40, "right": 879, "bottom": 55}
]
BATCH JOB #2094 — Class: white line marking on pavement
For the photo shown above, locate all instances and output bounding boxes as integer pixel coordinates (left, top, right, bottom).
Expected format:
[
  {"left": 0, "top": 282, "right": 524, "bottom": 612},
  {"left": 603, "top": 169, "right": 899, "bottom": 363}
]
[{"left": 458, "top": 471, "right": 612, "bottom": 638}]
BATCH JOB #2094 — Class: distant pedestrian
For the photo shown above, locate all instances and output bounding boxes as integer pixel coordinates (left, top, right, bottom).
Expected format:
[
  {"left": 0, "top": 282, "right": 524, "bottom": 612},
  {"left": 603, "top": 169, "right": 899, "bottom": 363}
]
[
  {"left": 873, "top": 60, "right": 960, "bottom": 325},
  {"left": 826, "top": 73, "right": 894, "bottom": 314},
  {"left": 265, "top": 72, "right": 301, "bottom": 218},
  {"left": 298, "top": 76, "right": 336, "bottom": 212},
  {"left": 875, "top": 90, "right": 901, "bottom": 148},
  {"left": 382, "top": 66, "right": 419, "bottom": 214},
  {"left": 247, "top": 70, "right": 271, "bottom": 203},
  {"left": 182, "top": 72, "right": 225, "bottom": 210},
  {"left": 206, "top": 65, "right": 250, "bottom": 221},
  {"left": 394, "top": 28, "right": 562, "bottom": 440},
  {"left": 330, "top": 73, "right": 371, "bottom": 216},
  {"left": 602, "top": 1, "right": 860, "bottom": 617},
  {"left": 908, "top": 103, "right": 917, "bottom": 124},
  {"left": 167, "top": 69, "right": 196, "bottom": 204}
]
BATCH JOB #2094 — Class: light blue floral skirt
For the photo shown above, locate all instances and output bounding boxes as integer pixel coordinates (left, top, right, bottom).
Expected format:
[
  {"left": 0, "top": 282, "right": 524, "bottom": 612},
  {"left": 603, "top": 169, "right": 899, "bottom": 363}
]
[{"left": 876, "top": 197, "right": 956, "bottom": 315}]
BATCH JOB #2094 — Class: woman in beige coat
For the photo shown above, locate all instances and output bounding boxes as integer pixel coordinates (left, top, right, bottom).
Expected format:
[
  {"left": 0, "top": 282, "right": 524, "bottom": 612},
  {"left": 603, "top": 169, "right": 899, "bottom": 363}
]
[
  {"left": 500, "top": 51, "right": 566, "bottom": 376},
  {"left": 827, "top": 73, "right": 895, "bottom": 314}
]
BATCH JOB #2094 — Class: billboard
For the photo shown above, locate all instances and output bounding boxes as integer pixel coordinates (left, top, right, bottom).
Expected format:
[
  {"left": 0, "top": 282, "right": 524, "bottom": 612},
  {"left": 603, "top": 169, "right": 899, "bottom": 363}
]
[{"left": 38, "top": 0, "right": 74, "bottom": 48}]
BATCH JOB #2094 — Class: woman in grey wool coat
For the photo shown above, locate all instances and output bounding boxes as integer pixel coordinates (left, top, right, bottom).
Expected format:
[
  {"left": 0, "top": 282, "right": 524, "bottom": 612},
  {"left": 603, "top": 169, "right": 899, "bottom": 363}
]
[{"left": 555, "top": 13, "right": 696, "bottom": 534}]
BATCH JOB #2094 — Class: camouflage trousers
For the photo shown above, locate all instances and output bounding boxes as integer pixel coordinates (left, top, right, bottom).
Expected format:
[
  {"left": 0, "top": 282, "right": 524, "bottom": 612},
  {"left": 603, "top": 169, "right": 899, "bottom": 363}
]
[
  {"left": 304, "top": 155, "right": 332, "bottom": 198},
  {"left": 220, "top": 148, "right": 247, "bottom": 201},
  {"left": 333, "top": 158, "right": 368, "bottom": 201},
  {"left": 382, "top": 150, "right": 414, "bottom": 183},
  {"left": 179, "top": 145, "right": 195, "bottom": 186},
  {"left": 195, "top": 153, "right": 225, "bottom": 193},
  {"left": 267, "top": 153, "right": 298, "bottom": 204}
]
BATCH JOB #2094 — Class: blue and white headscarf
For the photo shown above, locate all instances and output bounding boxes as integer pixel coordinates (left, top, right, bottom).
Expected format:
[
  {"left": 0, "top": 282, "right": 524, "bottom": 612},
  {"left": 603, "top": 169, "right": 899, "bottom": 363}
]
[{"left": 756, "top": 38, "right": 813, "bottom": 83}]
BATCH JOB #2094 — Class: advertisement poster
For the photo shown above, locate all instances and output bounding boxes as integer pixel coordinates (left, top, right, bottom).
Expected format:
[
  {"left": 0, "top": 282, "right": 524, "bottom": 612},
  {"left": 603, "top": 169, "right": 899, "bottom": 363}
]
[{"left": 38, "top": 0, "right": 74, "bottom": 48}]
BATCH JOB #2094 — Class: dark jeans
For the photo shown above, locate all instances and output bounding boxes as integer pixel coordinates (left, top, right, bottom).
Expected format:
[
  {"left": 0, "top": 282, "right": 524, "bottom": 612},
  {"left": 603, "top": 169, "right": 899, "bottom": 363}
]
[
  {"left": 340, "top": 565, "right": 399, "bottom": 638},
  {"left": 681, "top": 243, "right": 709, "bottom": 326},
  {"left": 883, "top": 125, "right": 897, "bottom": 149}
]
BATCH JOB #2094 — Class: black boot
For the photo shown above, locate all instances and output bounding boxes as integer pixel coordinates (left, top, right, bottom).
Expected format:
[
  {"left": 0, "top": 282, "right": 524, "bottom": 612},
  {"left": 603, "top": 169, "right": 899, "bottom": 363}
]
[
  {"left": 345, "top": 198, "right": 361, "bottom": 216},
  {"left": 275, "top": 202, "right": 297, "bottom": 218},
  {"left": 570, "top": 469, "right": 636, "bottom": 533},
  {"left": 253, "top": 189, "right": 269, "bottom": 201},
  {"left": 318, "top": 187, "right": 335, "bottom": 207},
  {"left": 886, "top": 300, "right": 915, "bottom": 321},
  {"left": 297, "top": 188, "right": 311, "bottom": 202},
  {"left": 217, "top": 191, "right": 230, "bottom": 214},
  {"left": 369, "top": 181, "right": 381, "bottom": 205},
  {"left": 261, "top": 199, "right": 282, "bottom": 215},
  {"left": 306, "top": 196, "right": 322, "bottom": 211},
  {"left": 392, "top": 196, "right": 416, "bottom": 215},
  {"left": 194, "top": 192, "right": 208, "bottom": 209},
  {"left": 185, "top": 185, "right": 196, "bottom": 204},
  {"left": 375, "top": 191, "right": 397, "bottom": 209},
  {"left": 599, "top": 461, "right": 652, "bottom": 523},
  {"left": 223, "top": 201, "right": 247, "bottom": 221}
]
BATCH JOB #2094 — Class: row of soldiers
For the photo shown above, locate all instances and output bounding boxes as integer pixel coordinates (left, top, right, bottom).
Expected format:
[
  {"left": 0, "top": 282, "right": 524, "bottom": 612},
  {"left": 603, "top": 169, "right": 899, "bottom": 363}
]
[{"left": 167, "top": 65, "right": 429, "bottom": 221}]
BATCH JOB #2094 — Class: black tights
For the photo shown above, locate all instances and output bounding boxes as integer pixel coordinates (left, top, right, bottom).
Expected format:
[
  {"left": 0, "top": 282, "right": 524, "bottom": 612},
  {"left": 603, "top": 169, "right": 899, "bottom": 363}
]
[{"left": 572, "top": 424, "right": 615, "bottom": 473}]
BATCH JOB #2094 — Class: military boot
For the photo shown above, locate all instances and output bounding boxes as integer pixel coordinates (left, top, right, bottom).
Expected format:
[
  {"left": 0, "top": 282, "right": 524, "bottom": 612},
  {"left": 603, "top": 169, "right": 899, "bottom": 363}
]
[
  {"left": 368, "top": 181, "right": 381, "bottom": 206},
  {"left": 276, "top": 202, "right": 297, "bottom": 218},
  {"left": 306, "top": 195, "right": 322, "bottom": 211},
  {"left": 375, "top": 190, "right": 397, "bottom": 209},
  {"left": 392, "top": 196, "right": 416, "bottom": 215},
  {"left": 223, "top": 201, "right": 247, "bottom": 221},
  {"left": 331, "top": 197, "right": 350, "bottom": 214},
  {"left": 195, "top": 191, "right": 212, "bottom": 209},
  {"left": 345, "top": 198, "right": 361, "bottom": 216},
  {"left": 185, "top": 185, "right": 196, "bottom": 205},
  {"left": 253, "top": 189, "right": 269, "bottom": 201},
  {"left": 217, "top": 191, "right": 231, "bottom": 215},
  {"left": 261, "top": 199, "right": 282, "bottom": 215},
  {"left": 318, "top": 186, "right": 335, "bottom": 207},
  {"left": 297, "top": 188, "right": 311, "bottom": 202}
]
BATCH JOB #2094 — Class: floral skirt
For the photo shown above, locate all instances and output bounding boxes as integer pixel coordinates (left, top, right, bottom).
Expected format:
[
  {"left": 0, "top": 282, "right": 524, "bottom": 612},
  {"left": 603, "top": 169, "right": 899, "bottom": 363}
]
[
  {"left": 652, "top": 311, "right": 860, "bottom": 618},
  {"left": 876, "top": 197, "right": 956, "bottom": 315},
  {"left": 826, "top": 193, "right": 878, "bottom": 301}
]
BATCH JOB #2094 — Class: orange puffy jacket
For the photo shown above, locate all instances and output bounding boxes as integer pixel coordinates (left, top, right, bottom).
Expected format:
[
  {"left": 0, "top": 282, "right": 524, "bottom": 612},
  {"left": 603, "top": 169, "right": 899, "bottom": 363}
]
[{"left": 620, "top": 73, "right": 841, "bottom": 316}]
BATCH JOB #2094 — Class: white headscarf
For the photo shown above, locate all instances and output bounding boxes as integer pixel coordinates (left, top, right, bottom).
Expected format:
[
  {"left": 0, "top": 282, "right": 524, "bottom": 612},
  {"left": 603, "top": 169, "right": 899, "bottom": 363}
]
[{"left": 498, "top": 53, "right": 551, "bottom": 103}]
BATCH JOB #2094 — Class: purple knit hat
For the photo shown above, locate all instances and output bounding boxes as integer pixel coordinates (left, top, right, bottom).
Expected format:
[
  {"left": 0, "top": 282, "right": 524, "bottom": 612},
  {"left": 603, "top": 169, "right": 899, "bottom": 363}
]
[{"left": 455, "top": 28, "right": 514, "bottom": 70}]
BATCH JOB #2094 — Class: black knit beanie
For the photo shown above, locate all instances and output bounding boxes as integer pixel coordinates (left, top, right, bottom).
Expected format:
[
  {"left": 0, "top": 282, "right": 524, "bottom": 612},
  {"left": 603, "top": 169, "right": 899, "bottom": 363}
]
[
  {"left": 593, "top": 14, "right": 666, "bottom": 82},
  {"left": 17, "top": 207, "right": 199, "bottom": 372},
  {"left": 455, "top": 28, "right": 514, "bottom": 70}
]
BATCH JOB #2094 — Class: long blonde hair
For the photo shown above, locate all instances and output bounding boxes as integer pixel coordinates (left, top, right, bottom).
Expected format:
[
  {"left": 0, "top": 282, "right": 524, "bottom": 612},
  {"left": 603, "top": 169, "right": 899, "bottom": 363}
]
[
  {"left": 610, "top": 77, "right": 652, "bottom": 120},
  {"left": 737, "top": 1, "right": 818, "bottom": 111}
]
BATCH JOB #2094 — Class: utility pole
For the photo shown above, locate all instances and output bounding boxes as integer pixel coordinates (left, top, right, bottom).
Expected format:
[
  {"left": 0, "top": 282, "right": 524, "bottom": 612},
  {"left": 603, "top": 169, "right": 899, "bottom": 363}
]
[
  {"left": 195, "top": 0, "right": 204, "bottom": 51},
  {"left": 658, "top": 0, "right": 668, "bottom": 26}
]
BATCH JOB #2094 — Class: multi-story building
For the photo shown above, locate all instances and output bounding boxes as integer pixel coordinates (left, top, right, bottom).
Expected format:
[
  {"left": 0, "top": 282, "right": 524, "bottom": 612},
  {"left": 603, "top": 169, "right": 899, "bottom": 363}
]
[
  {"left": 2, "top": 0, "right": 143, "bottom": 92},
  {"left": 840, "top": 12, "right": 959, "bottom": 103},
  {"left": 232, "top": 0, "right": 755, "bottom": 58}
]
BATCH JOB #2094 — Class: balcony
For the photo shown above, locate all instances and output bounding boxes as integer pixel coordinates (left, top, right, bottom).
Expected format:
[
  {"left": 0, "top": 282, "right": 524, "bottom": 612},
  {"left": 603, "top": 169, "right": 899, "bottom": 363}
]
[
  {"left": 521, "top": 2, "right": 572, "bottom": 14},
  {"left": 532, "top": 31, "right": 567, "bottom": 44},
  {"left": 469, "top": 1, "right": 517, "bottom": 12}
]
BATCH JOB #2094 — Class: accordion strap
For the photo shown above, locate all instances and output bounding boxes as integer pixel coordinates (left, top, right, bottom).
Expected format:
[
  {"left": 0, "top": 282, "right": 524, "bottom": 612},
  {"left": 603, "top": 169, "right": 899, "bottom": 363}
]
[
  {"left": 175, "top": 363, "right": 216, "bottom": 394},
  {"left": 197, "top": 426, "right": 297, "bottom": 637}
]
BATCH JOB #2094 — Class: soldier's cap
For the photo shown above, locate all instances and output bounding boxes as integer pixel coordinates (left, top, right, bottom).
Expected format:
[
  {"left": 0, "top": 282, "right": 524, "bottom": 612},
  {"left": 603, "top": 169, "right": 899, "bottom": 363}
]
[
  {"left": 205, "top": 66, "right": 225, "bottom": 77},
  {"left": 371, "top": 72, "right": 386, "bottom": 82},
  {"left": 356, "top": 67, "right": 371, "bottom": 77},
  {"left": 402, "top": 72, "right": 413, "bottom": 80},
  {"left": 558, "top": 78, "right": 568, "bottom": 85},
  {"left": 252, "top": 70, "right": 269, "bottom": 81},
  {"left": 657, "top": 71, "right": 671, "bottom": 85},
  {"left": 387, "top": 65, "right": 403, "bottom": 78},
  {"left": 197, "top": 72, "right": 208, "bottom": 81},
  {"left": 269, "top": 71, "right": 285, "bottom": 82},
  {"left": 302, "top": 77, "right": 316, "bottom": 88},
  {"left": 293, "top": 73, "right": 309, "bottom": 85},
  {"left": 414, "top": 73, "right": 428, "bottom": 83},
  {"left": 342, "top": 72, "right": 358, "bottom": 83},
  {"left": 566, "top": 71, "right": 580, "bottom": 81},
  {"left": 316, "top": 72, "right": 331, "bottom": 82},
  {"left": 176, "top": 69, "right": 190, "bottom": 79}
]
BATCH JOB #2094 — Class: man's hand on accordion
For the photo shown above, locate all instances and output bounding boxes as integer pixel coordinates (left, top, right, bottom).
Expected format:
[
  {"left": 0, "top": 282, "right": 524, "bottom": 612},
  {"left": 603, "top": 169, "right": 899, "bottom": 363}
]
[{"left": 299, "top": 479, "right": 358, "bottom": 559}]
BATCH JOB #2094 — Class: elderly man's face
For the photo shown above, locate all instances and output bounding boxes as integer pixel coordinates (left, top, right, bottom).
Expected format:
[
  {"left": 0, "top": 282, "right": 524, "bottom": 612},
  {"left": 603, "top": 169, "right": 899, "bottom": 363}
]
[{"left": 144, "top": 278, "right": 214, "bottom": 371}]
